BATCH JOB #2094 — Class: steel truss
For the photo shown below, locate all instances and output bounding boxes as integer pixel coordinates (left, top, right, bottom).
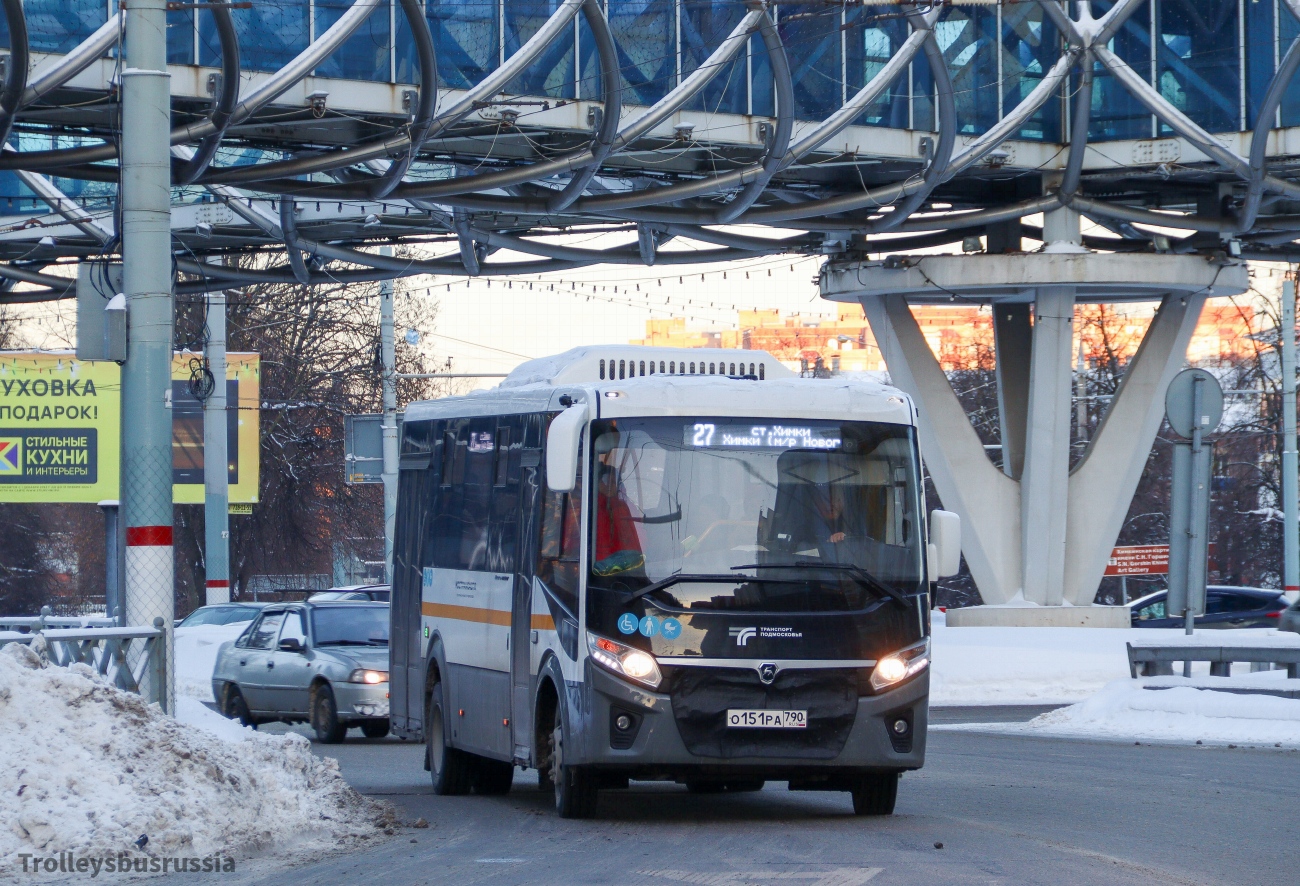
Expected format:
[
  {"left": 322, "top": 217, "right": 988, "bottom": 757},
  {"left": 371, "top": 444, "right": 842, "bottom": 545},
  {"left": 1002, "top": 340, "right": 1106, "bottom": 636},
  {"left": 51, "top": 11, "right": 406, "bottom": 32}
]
[{"left": 5, "top": 0, "right": 1300, "bottom": 301}]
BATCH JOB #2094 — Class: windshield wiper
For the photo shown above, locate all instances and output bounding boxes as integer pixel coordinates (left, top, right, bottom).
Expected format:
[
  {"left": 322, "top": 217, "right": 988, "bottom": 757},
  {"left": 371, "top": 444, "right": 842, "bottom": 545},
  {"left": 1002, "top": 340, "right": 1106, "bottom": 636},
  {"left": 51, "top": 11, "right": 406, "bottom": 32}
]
[
  {"left": 317, "top": 639, "right": 387, "bottom": 646},
  {"left": 621, "top": 572, "right": 780, "bottom": 603},
  {"left": 730, "top": 562, "right": 911, "bottom": 609}
]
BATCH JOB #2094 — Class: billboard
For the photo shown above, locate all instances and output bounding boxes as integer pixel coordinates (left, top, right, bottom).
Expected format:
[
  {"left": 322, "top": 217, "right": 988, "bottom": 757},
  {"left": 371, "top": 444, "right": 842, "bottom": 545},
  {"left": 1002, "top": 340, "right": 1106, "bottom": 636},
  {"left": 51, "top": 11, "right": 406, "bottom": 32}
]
[{"left": 0, "top": 351, "right": 259, "bottom": 504}]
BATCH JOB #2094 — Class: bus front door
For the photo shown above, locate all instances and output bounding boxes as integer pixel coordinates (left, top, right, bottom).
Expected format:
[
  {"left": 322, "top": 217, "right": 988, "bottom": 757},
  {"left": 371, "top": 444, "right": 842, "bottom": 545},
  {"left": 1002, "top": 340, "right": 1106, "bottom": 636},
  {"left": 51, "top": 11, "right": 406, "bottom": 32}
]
[{"left": 511, "top": 445, "right": 543, "bottom": 761}]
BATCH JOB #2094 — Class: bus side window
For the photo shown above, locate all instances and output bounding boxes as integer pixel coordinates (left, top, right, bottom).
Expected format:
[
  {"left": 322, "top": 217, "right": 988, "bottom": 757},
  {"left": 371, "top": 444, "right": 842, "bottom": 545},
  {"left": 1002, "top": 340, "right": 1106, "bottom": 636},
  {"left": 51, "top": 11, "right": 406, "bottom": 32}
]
[{"left": 538, "top": 440, "right": 583, "bottom": 615}]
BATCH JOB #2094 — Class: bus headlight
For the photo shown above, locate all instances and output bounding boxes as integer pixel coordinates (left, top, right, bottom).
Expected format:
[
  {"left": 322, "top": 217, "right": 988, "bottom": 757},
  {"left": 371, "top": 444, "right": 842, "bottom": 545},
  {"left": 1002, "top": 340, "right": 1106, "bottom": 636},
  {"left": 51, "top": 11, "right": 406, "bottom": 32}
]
[
  {"left": 870, "top": 639, "right": 929, "bottom": 692},
  {"left": 587, "top": 633, "right": 663, "bottom": 690}
]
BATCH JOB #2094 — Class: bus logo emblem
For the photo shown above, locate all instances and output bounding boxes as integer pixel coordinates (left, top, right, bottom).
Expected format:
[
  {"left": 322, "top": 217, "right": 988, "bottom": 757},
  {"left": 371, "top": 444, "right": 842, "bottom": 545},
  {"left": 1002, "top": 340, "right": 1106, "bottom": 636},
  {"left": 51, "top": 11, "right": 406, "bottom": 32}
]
[
  {"left": 758, "top": 663, "right": 778, "bottom": 684},
  {"left": 729, "top": 626, "right": 756, "bottom": 646}
]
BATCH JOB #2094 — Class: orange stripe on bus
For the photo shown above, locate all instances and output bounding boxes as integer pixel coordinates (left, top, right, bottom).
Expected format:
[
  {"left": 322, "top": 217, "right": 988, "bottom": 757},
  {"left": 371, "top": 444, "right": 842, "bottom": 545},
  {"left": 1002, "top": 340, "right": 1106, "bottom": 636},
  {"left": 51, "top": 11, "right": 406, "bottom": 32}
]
[
  {"left": 419, "top": 602, "right": 556, "bottom": 631},
  {"left": 420, "top": 602, "right": 511, "bottom": 626}
]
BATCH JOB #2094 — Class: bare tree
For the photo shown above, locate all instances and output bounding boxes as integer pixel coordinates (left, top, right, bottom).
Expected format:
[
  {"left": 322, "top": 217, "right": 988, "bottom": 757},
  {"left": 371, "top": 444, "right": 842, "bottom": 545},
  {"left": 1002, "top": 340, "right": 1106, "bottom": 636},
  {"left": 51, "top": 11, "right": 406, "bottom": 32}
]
[{"left": 170, "top": 258, "right": 452, "bottom": 613}]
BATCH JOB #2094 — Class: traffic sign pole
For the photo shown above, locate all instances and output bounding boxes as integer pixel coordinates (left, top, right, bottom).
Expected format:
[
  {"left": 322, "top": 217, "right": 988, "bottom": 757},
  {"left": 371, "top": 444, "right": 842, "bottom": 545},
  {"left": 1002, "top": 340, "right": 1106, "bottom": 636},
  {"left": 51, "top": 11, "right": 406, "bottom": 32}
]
[
  {"left": 380, "top": 248, "right": 398, "bottom": 584},
  {"left": 1282, "top": 279, "right": 1298, "bottom": 597}
]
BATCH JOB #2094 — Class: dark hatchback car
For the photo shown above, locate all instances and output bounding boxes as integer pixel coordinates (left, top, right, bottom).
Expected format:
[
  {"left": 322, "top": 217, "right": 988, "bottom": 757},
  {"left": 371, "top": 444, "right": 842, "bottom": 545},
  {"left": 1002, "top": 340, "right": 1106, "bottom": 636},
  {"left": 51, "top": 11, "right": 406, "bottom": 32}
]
[
  {"left": 1130, "top": 586, "right": 1288, "bottom": 628},
  {"left": 307, "top": 585, "right": 390, "bottom": 603}
]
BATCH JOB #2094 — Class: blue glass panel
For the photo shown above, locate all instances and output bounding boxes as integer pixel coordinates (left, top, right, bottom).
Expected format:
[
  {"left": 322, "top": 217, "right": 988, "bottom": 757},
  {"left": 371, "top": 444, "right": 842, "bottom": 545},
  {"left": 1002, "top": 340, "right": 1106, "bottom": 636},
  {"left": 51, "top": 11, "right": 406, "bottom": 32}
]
[
  {"left": 577, "top": 13, "right": 598, "bottom": 100},
  {"left": 1089, "top": 0, "right": 1152, "bottom": 141},
  {"left": 778, "top": 5, "right": 842, "bottom": 122},
  {"left": 395, "top": 0, "right": 419, "bottom": 84},
  {"left": 681, "top": 0, "right": 747, "bottom": 115},
  {"left": 751, "top": 33, "right": 773, "bottom": 117},
  {"left": 316, "top": 0, "right": 391, "bottom": 81},
  {"left": 202, "top": 4, "right": 310, "bottom": 73},
  {"left": 168, "top": 9, "right": 195, "bottom": 65},
  {"left": 846, "top": 4, "right": 910, "bottom": 129},
  {"left": 1244, "top": 0, "right": 1274, "bottom": 129},
  {"left": 428, "top": 0, "right": 498, "bottom": 90},
  {"left": 911, "top": 54, "right": 935, "bottom": 133},
  {"left": 25, "top": 0, "right": 107, "bottom": 55},
  {"left": 1156, "top": 0, "right": 1239, "bottom": 134},
  {"left": 504, "top": 0, "right": 575, "bottom": 99},
  {"left": 1001, "top": 2, "right": 1059, "bottom": 141},
  {"left": 1284, "top": 5, "right": 1300, "bottom": 126},
  {"left": 606, "top": 0, "right": 675, "bottom": 106},
  {"left": 935, "top": 5, "right": 997, "bottom": 135}
]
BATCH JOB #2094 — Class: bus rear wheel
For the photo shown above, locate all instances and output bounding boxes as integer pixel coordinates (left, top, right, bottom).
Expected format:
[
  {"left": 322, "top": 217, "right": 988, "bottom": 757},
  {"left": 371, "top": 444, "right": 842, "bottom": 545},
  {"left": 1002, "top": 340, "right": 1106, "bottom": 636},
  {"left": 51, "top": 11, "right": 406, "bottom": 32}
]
[
  {"left": 850, "top": 772, "right": 899, "bottom": 816},
  {"left": 550, "top": 714, "right": 598, "bottom": 818},
  {"left": 427, "top": 681, "right": 474, "bottom": 795}
]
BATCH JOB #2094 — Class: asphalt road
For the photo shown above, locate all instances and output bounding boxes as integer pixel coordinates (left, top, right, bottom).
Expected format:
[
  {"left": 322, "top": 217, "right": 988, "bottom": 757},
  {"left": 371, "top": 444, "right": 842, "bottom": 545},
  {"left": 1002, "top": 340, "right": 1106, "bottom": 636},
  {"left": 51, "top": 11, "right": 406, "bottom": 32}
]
[{"left": 164, "top": 709, "right": 1296, "bottom": 886}]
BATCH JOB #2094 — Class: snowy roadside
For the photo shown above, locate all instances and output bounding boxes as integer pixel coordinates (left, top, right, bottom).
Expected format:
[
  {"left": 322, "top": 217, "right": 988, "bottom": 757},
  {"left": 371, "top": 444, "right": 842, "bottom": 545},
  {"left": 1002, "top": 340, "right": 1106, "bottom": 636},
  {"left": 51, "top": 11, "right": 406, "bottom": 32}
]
[
  {"left": 0, "top": 643, "right": 393, "bottom": 880},
  {"left": 934, "top": 675, "right": 1300, "bottom": 749},
  {"left": 173, "top": 623, "right": 249, "bottom": 704},
  {"left": 929, "top": 615, "right": 1300, "bottom": 747}
]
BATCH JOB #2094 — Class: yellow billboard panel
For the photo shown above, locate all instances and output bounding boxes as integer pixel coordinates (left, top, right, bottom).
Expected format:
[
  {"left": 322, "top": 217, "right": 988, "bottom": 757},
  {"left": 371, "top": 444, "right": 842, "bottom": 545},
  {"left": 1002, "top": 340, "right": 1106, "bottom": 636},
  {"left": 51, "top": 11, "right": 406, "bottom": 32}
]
[
  {"left": 0, "top": 353, "right": 120, "bottom": 502},
  {"left": 0, "top": 351, "right": 260, "bottom": 504}
]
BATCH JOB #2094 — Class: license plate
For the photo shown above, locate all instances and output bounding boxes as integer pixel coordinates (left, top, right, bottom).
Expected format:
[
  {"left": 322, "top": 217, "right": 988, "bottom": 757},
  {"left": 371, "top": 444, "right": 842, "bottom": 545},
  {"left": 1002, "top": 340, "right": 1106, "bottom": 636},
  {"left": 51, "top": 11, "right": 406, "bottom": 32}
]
[{"left": 726, "top": 709, "right": 807, "bottom": 729}]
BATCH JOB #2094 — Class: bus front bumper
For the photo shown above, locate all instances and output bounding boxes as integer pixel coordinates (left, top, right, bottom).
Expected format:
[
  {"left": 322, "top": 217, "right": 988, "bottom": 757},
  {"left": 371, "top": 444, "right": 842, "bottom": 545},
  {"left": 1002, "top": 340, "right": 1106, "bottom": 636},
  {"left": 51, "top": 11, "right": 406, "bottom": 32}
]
[{"left": 575, "top": 663, "right": 928, "bottom": 782}]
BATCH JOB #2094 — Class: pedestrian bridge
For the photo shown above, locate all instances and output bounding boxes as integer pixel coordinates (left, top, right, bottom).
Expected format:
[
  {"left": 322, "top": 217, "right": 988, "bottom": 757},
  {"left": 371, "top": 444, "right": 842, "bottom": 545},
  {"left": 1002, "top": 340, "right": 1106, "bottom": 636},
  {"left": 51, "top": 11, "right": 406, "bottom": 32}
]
[{"left": 0, "top": 0, "right": 1298, "bottom": 293}]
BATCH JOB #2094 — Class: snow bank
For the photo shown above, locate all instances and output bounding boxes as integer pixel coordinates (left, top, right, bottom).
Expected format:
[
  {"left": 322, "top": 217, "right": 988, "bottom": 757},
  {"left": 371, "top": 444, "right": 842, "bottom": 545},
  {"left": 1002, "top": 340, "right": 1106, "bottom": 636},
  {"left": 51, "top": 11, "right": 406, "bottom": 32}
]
[
  {"left": 0, "top": 644, "right": 387, "bottom": 872},
  {"left": 928, "top": 624, "right": 1300, "bottom": 705},
  {"left": 938, "top": 675, "right": 1300, "bottom": 748},
  {"left": 173, "top": 623, "right": 248, "bottom": 702}
]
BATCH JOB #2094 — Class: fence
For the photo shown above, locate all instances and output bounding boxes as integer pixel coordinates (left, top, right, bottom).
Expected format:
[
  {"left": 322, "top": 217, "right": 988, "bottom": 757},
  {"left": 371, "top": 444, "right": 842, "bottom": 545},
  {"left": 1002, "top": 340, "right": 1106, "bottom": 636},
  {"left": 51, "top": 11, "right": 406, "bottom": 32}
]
[{"left": 0, "top": 607, "right": 167, "bottom": 707}]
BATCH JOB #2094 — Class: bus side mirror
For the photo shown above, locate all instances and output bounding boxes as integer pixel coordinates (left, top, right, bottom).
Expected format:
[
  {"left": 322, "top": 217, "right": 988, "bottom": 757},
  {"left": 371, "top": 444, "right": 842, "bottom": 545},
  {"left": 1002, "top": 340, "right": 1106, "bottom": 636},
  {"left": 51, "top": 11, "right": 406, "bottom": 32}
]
[
  {"left": 928, "top": 510, "right": 961, "bottom": 578},
  {"left": 546, "top": 403, "right": 589, "bottom": 493}
]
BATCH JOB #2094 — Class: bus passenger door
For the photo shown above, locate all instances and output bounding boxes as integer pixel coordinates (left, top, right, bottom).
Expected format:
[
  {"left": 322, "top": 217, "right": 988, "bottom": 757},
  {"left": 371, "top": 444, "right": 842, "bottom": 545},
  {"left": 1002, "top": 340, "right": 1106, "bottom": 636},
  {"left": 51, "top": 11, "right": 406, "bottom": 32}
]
[
  {"left": 392, "top": 449, "right": 430, "bottom": 738},
  {"left": 511, "top": 419, "right": 543, "bottom": 760}
]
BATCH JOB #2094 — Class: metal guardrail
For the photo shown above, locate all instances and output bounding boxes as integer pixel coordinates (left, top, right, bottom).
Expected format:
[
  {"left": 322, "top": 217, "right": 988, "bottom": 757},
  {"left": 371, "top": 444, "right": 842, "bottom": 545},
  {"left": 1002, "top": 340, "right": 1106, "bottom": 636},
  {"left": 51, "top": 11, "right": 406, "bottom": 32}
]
[
  {"left": 1127, "top": 642, "right": 1300, "bottom": 679},
  {"left": 0, "top": 609, "right": 166, "bottom": 704}
]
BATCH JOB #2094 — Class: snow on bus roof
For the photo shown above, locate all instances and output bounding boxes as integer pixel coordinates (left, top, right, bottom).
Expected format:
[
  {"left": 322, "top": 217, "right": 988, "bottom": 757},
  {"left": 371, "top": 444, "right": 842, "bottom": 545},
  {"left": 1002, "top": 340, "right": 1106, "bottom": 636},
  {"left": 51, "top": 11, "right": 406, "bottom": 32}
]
[{"left": 500, "top": 345, "right": 794, "bottom": 388}]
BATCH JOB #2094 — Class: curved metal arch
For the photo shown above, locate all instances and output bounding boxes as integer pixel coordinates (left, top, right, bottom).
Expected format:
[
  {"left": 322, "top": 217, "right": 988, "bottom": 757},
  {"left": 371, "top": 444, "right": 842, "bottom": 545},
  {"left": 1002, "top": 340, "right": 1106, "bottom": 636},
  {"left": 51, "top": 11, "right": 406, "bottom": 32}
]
[
  {"left": 203, "top": 3, "right": 765, "bottom": 199},
  {"left": 546, "top": 0, "right": 624, "bottom": 212},
  {"left": 369, "top": 0, "right": 438, "bottom": 199},
  {"left": 0, "top": 0, "right": 388, "bottom": 172},
  {"left": 0, "top": 0, "right": 30, "bottom": 148},
  {"left": 197, "top": 0, "right": 588, "bottom": 187},
  {"left": 174, "top": 6, "right": 240, "bottom": 185}
]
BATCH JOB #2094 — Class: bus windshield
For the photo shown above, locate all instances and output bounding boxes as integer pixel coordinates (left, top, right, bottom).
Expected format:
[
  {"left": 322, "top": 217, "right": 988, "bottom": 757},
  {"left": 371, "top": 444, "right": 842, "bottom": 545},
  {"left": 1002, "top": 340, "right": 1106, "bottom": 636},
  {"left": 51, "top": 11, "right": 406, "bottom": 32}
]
[{"left": 587, "top": 417, "right": 924, "bottom": 613}]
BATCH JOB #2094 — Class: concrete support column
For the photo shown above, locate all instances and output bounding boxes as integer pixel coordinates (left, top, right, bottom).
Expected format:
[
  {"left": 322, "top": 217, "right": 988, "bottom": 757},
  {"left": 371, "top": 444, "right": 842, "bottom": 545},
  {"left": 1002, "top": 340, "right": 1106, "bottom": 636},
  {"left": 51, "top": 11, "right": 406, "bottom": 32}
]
[
  {"left": 120, "top": 0, "right": 174, "bottom": 711},
  {"left": 862, "top": 294, "right": 1023, "bottom": 603},
  {"left": 1063, "top": 293, "right": 1207, "bottom": 604},
  {"left": 1020, "top": 285, "right": 1076, "bottom": 605}
]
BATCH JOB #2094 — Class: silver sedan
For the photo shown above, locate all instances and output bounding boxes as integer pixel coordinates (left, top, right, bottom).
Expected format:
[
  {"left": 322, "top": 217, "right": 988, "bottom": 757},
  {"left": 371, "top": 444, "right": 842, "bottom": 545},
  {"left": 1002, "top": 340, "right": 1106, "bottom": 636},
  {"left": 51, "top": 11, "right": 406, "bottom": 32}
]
[{"left": 212, "top": 601, "right": 390, "bottom": 743}]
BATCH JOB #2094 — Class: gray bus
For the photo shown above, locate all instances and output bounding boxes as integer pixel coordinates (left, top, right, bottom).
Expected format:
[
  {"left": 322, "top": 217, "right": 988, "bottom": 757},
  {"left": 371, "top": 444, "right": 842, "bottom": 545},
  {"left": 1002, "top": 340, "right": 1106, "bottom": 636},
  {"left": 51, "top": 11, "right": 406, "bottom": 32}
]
[{"left": 388, "top": 346, "right": 959, "bottom": 818}]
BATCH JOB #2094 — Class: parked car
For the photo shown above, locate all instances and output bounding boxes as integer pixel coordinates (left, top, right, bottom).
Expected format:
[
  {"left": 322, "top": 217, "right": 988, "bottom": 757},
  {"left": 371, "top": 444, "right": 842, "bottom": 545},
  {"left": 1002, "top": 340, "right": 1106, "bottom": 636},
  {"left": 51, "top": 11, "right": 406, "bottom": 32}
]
[
  {"left": 175, "top": 602, "right": 265, "bottom": 629},
  {"left": 307, "top": 585, "right": 390, "bottom": 603},
  {"left": 212, "top": 601, "right": 390, "bottom": 742},
  {"left": 1279, "top": 596, "right": 1300, "bottom": 635},
  {"left": 1129, "top": 586, "right": 1288, "bottom": 629}
]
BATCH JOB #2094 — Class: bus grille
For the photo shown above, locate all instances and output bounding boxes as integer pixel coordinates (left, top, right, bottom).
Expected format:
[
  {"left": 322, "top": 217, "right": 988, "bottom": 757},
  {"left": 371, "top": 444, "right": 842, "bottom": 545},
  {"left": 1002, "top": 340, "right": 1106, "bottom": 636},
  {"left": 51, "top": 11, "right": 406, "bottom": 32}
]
[{"left": 667, "top": 668, "right": 857, "bottom": 759}]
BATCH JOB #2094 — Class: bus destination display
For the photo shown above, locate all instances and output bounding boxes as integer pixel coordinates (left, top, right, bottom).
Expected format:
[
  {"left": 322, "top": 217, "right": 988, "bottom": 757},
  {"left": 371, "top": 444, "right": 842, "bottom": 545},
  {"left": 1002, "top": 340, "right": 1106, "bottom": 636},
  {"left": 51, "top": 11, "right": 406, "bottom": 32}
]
[{"left": 684, "top": 422, "right": 842, "bottom": 450}]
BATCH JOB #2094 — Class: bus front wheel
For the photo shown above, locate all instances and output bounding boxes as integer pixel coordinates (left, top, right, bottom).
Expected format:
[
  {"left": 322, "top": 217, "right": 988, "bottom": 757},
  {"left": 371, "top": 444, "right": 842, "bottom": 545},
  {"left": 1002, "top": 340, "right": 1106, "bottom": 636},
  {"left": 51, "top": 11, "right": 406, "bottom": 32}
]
[
  {"left": 550, "top": 713, "right": 598, "bottom": 818},
  {"left": 427, "top": 681, "right": 474, "bottom": 795},
  {"left": 850, "top": 772, "right": 899, "bottom": 816}
]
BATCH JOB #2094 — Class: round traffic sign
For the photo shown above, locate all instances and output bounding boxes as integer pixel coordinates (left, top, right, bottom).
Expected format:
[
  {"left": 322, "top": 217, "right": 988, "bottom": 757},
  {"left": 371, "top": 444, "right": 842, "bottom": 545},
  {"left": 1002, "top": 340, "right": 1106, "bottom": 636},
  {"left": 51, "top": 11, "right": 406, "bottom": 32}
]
[{"left": 1164, "top": 368, "right": 1223, "bottom": 438}]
